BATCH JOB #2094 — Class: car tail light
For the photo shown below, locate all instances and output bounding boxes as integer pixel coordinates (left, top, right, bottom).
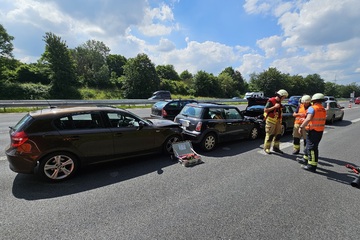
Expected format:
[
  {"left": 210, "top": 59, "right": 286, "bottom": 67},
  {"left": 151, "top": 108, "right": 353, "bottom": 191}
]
[
  {"left": 195, "top": 122, "right": 202, "bottom": 132},
  {"left": 162, "top": 109, "right": 168, "bottom": 117},
  {"left": 11, "top": 131, "right": 28, "bottom": 147}
]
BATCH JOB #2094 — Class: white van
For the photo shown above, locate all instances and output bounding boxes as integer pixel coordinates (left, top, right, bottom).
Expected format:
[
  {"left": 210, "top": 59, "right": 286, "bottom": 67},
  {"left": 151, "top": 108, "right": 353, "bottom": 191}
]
[{"left": 244, "top": 91, "right": 264, "bottom": 99}]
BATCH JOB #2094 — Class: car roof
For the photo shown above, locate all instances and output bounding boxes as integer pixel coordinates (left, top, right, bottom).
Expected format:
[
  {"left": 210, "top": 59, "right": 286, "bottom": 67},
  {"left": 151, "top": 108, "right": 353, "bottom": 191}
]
[
  {"left": 28, "top": 106, "right": 123, "bottom": 118},
  {"left": 185, "top": 102, "right": 233, "bottom": 108}
]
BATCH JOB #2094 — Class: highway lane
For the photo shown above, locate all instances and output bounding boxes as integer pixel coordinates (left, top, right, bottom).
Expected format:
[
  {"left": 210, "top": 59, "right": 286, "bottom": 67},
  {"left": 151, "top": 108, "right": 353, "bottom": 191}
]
[{"left": 1, "top": 103, "right": 360, "bottom": 239}]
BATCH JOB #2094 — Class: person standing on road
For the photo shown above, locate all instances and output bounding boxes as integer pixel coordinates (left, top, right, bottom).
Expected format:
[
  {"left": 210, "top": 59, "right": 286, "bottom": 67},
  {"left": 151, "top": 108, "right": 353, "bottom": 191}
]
[
  {"left": 296, "top": 93, "right": 327, "bottom": 172},
  {"left": 292, "top": 95, "right": 311, "bottom": 154},
  {"left": 263, "top": 89, "right": 288, "bottom": 154}
]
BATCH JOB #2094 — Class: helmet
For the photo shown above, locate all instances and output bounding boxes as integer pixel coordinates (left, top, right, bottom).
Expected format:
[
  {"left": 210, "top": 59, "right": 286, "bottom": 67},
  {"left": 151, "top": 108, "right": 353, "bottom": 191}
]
[
  {"left": 311, "top": 93, "right": 325, "bottom": 102},
  {"left": 301, "top": 95, "right": 311, "bottom": 103},
  {"left": 276, "top": 89, "right": 288, "bottom": 98}
]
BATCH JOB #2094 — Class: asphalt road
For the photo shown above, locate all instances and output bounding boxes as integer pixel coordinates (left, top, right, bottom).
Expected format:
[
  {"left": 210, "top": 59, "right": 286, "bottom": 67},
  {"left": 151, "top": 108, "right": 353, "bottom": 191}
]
[{"left": 1, "top": 103, "right": 360, "bottom": 239}]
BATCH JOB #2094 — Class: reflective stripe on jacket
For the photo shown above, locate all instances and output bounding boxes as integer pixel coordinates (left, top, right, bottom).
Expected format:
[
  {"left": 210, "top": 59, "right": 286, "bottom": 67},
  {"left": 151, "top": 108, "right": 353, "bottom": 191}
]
[
  {"left": 295, "top": 104, "right": 307, "bottom": 124},
  {"left": 306, "top": 103, "right": 326, "bottom": 131}
]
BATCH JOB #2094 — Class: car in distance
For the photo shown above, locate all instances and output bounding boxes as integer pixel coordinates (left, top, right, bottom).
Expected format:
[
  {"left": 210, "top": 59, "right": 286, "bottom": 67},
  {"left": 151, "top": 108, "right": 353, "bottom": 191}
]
[
  {"left": 288, "top": 95, "right": 302, "bottom": 106},
  {"left": 241, "top": 97, "right": 297, "bottom": 136},
  {"left": 150, "top": 99, "right": 198, "bottom": 120},
  {"left": 6, "top": 106, "right": 182, "bottom": 182},
  {"left": 322, "top": 100, "right": 344, "bottom": 124},
  {"left": 174, "top": 103, "right": 260, "bottom": 151},
  {"left": 148, "top": 90, "right": 172, "bottom": 100},
  {"left": 354, "top": 97, "right": 360, "bottom": 104}
]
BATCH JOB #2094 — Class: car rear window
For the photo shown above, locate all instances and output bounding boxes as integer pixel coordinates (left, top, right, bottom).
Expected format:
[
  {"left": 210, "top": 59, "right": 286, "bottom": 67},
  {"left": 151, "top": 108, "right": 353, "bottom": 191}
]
[
  {"left": 12, "top": 114, "right": 33, "bottom": 131},
  {"left": 153, "top": 101, "right": 168, "bottom": 108}
]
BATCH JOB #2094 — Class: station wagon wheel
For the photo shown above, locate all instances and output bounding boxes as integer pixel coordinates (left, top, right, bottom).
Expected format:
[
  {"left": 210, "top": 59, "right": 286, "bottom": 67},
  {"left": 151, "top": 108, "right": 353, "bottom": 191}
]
[
  {"left": 38, "top": 152, "right": 78, "bottom": 182},
  {"left": 201, "top": 133, "right": 217, "bottom": 151},
  {"left": 249, "top": 127, "right": 259, "bottom": 140},
  {"left": 164, "top": 134, "right": 182, "bottom": 154}
]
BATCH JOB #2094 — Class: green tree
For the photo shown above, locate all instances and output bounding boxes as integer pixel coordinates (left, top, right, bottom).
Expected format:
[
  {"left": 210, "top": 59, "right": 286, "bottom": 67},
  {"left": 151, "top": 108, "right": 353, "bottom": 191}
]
[
  {"left": 42, "top": 32, "right": 80, "bottom": 99},
  {"left": 122, "top": 53, "right": 160, "bottom": 99},
  {"left": 71, "top": 40, "right": 111, "bottom": 88},
  {"left": 218, "top": 72, "right": 236, "bottom": 97},
  {"left": 156, "top": 64, "right": 180, "bottom": 80},
  {"left": 193, "top": 71, "right": 220, "bottom": 97},
  {"left": 106, "top": 54, "right": 127, "bottom": 77},
  {"left": 0, "top": 24, "right": 14, "bottom": 58},
  {"left": 249, "top": 68, "right": 290, "bottom": 97},
  {"left": 220, "top": 67, "right": 247, "bottom": 95},
  {"left": 303, "top": 74, "right": 325, "bottom": 95}
]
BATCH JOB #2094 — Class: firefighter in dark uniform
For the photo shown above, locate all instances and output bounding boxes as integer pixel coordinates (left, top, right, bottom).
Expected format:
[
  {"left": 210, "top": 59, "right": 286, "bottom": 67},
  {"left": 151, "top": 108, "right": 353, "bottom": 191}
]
[
  {"left": 296, "top": 93, "right": 327, "bottom": 172},
  {"left": 263, "top": 89, "right": 288, "bottom": 154},
  {"left": 292, "top": 95, "right": 311, "bottom": 154}
]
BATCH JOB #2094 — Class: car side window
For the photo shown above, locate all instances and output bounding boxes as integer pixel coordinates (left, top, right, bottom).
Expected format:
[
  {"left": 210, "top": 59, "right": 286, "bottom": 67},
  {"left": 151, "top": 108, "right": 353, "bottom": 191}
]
[
  {"left": 168, "top": 101, "right": 179, "bottom": 108},
  {"left": 54, "top": 113, "right": 103, "bottom": 130},
  {"left": 106, "top": 112, "right": 139, "bottom": 128},
  {"left": 209, "top": 108, "right": 224, "bottom": 119},
  {"left": 225, "top": 108, "right": 242, "bottom": 119}
]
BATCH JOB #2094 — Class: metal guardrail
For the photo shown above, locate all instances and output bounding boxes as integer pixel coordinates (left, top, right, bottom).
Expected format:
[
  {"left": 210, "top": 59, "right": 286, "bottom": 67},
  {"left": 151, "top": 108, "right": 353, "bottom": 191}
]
[{"left": 0, "top": 99, "right": 248, "bottom": 109}]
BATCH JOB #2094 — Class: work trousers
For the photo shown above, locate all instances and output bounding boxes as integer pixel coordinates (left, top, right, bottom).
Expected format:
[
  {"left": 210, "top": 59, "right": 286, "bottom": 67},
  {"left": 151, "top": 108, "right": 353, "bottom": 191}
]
[
  {"left": 293, "top": 123, "right": 307, "bottom": 151},
  {"left": 303, "top": 130, "right": 323, "bottom": 167},
  {"left": 264, "top": 120, "right": 282, "bottom": 150}
]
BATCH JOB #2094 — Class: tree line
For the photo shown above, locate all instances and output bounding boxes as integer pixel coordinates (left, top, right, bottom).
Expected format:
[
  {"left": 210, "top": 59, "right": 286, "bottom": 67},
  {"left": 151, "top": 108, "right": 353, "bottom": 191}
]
[{"left": 1, "top": 24, "right": 359, "bottom": 100}]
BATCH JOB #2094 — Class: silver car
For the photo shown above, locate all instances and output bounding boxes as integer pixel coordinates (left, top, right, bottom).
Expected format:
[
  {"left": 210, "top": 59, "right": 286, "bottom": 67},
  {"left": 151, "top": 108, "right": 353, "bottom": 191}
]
[{"left": 322, "top": 100, "right": 344, "bottom": 124}]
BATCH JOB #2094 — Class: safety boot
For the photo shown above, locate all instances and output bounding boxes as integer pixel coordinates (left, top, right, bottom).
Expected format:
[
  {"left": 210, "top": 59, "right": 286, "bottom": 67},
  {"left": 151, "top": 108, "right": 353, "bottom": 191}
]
[
  {"left": 296, "top": 157, "right": 307, "bottom": 165},
  {"left": 272, "top": 148, "right": 284, "bottom": 154},
  {"left": 302, "top": 164, "right": 317, "bottom": 173},
  {"left": 292, "top": 149, "right": 300, "bottom": 155},
  {"left": 264, "top": 149, "right": 271, "bottom": 154}
]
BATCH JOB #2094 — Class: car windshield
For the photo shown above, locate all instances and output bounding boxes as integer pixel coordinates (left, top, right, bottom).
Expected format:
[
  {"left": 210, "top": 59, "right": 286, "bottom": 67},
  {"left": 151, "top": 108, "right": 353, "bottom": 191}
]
[{"left": 180, "top": 105, "right": 202, "bottom": 118}]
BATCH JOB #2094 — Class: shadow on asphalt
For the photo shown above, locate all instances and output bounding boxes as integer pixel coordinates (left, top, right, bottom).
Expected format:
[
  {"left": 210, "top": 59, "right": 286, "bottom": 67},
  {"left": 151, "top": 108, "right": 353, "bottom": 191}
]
[
  {"left": 275, "top": 151, "right": 359, "bottom": 187},
  {"left": 12, "top": 153, "right": 178, "bottom": 200}
]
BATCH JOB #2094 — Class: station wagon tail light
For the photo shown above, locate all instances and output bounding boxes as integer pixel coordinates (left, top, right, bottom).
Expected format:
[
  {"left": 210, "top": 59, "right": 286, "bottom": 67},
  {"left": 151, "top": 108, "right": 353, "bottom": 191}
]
[
  {"left": 195, "top": 122, "right": 202, "bottom": 131},
  {"left": 11, "top": 131, "right": 28, "bottom": 147},
  {"left": 162, "top": 109, "right": 168, "bottom": 117}
]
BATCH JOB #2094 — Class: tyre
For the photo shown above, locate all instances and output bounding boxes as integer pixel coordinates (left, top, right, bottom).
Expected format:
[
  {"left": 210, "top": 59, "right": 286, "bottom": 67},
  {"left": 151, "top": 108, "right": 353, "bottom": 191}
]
[
  {"left": 339, "top": 113, "right": 344, "bottom": 121},
  {"left": 163, "top": 134, "right": 182, "bottom": 154},
  {"left": 281, "top": 123, "right": 286, "bottom": 136},
  {"left": 201, "top": 133, "right": 217, "bottom": 151},
  {"left": 38, "top": 152, "right": 78, "bottom": 182},
  {"left": 248, "top": 127, "right": 259, "bottom": 140},
  {"left": 329, "top": 115, "right": 335, "bottom": 125}
]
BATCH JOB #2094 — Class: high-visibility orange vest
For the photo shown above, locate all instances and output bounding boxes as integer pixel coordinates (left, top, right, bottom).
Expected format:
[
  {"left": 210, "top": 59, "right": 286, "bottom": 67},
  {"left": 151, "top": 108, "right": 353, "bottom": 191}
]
[
  {"left": 295, "top": 104, "right": 307, "bottom": 124},
  {"left": 306, "top": 103, "right": 326, "bottom": 131},
  {"left": 264, "top": 97, "right": 282, "bottom": 124}
]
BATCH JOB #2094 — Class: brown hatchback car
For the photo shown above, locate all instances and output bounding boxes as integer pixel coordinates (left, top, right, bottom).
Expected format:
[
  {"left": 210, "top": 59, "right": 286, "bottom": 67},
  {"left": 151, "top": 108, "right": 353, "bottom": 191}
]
[{"left": 6, "top": 106, "right": 182, "bottom": 182}]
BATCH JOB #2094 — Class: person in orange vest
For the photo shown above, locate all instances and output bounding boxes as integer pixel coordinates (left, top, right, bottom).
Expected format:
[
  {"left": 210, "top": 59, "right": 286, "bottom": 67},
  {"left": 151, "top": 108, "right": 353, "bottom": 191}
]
[
  {"left": 292, "top": 95, "right": 311, "bottom": 154},
  {"left": 263, "top": 89, "right": 288, "bottom": 154},
  {"left": 296, "top": 93, "right": 327, "bottom": 172}
]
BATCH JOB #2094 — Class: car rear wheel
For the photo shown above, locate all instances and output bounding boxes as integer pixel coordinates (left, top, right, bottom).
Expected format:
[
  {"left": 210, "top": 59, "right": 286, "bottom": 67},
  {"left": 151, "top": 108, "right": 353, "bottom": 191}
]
[
  {"left": 201, "top": 133, "right": 217, "bottom": 151},
  {"left": 38, "top": 152, "right": 78, "bottom": 182},
  {"left": 281, "top": 123, "right": 286, "bottom": 136},
  {"left": 248, "top": 127, "right": 259, "bottom": 140},
  {"left": 163, "top": 134, "right": 182, "bottom": 154}
]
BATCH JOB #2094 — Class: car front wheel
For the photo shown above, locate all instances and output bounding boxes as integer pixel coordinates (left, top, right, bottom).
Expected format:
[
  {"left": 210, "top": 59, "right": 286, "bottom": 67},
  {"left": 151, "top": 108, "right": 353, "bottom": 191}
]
[
  {"left": 201, "top": 133, "right": 217, "bottom": 151},
  {"left": 38, "top": 152, "right": 78, "bottom": 182},
  {"left": 248, "top": 127, "right": 259, "bottom": 140},
  {"left": 163, "top": 134, "right": 182, "bottom": 154}
]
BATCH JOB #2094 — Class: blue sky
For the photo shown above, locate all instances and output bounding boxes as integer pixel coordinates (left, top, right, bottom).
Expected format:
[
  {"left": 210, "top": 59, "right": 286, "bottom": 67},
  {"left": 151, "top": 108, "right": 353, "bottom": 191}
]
[{"left": 1, "top": 0, "right": 360, "bottom": 85}]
